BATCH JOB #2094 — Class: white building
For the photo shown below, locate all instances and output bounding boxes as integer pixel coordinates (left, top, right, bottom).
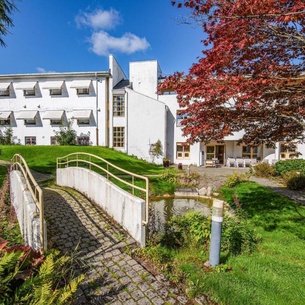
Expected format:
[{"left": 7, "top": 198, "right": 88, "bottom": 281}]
[{"left": 0, "top": 55, "right": 304, "bottom": 166}]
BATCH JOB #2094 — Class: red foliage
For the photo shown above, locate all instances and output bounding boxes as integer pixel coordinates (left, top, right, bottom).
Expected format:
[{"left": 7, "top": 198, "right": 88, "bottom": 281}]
[
  {"left": 160, "top": 0, "right": 305, "bottom": 146},
  {"left": 0, "top": 237, "right": 44, "bottom": 280}
]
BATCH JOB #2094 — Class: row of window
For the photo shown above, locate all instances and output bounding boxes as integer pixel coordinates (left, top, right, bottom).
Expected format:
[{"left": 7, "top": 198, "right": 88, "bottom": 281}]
[
  {"left": 23, "top": 127, "right": 125, "bottom": 147},
  {"left": 25, "top": 136, "right": 90, "bottom": 146},
  {"left": 0, "top": 81, "right": 91, "bottom": 98},
  {"left": 0, "top": 117, "right": 91, "bottom": 126}
]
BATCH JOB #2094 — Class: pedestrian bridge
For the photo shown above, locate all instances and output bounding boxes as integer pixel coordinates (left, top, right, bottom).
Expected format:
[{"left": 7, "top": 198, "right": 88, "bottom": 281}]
[
  {"left": 10, "top": 152, "right": 149, "bottom": 251},
  {"left": 9, "top": 153, "right": 195, "bottom": 304}
]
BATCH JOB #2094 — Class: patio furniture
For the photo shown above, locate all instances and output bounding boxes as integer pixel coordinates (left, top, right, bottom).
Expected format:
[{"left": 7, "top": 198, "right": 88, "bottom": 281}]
[
  {"left": 226, "top": 157, "right": 235, "bottom": 167},
  {"left": 205, "top": 158, "right": 219, "bottom": 167},
  {"left": 235, "top": 158, "right": 245, "bottom": 167}
]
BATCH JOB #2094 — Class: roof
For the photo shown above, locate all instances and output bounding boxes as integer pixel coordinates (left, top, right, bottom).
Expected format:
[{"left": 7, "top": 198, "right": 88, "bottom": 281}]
[{"left": 113, "top": 79, "right": 130, "bottom": 90}]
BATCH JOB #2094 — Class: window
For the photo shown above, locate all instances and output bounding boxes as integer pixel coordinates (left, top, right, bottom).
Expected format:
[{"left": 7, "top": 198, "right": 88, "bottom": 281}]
[
  {"left": 50, "top": 119, "right": 62, "bottom": 125},
  {"left": 113, "top": 95, "right": 125, "bottom": 117},
  {"left": 0, "top": 119, "right": 10, "bottom": 126},
  {"left": 25, "top": 119, "right": 36, "bottom": 125},
  {"left": 77, "top": 119, "right": 90, "bottom": 125},
  {"left": 50, "top": 136, "right": 58, "bottom": 145},
  {"left": 242, "top": 146, "right": 258, "bottom": 159},
  {"left": 50, "top": 88, "right": 62, "bottom": 96},
  {"left": 24, "top": 89, "right": 35, "bottom": 96},
  {"left": 113, "top": 127, "right": 125, "bottom": 148},
  {"left": 0, "top": 89, "right": 10, "bottom": 97},
  {"left": 206, "top": 146, "right": 215, "bottom": 160},
  {"left": 77, "top": 135, "right": 90, "bottom": 146},
  {"left": 176, "top": 110, "right": 188, "bottom": 127},
  {"left": 25, "top": 136, "right": 36, "bottom": 145},
  {"left": 77, "top": 88, "right": 89, "bottom": 95},
  {"left": 0, "top": 118, "right": 10, "bottom": 126},
  {"left": 176, "top": 142, "right": 190, "bottom": 159},
  {"left": 280, "top": 143, "right": 298, "bottom": 159}
]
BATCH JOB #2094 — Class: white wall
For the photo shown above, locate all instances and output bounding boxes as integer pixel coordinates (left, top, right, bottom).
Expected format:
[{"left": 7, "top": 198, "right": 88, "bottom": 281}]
[
  {"left": 56, "top": 167, "right": 146, "bottom": 247},
  {"left": 129, "top": 60, "right": 162, "bottom": 99},
  {"left": 10, "top": 170, "right": 46, "bottom": 250},
  {"left": 126, "top": 88, "right": 166, "bottom": 164}
]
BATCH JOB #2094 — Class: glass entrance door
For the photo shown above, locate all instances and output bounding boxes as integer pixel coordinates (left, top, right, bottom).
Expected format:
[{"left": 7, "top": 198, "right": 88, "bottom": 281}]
[{"left": 206, "top": 145, "right": 225, "bottom": 165}]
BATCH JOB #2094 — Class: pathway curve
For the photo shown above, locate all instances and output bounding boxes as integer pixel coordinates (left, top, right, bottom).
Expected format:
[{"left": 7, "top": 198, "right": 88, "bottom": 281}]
[{"left": 43, "top": 186, "right": 198, "bottom": 305}]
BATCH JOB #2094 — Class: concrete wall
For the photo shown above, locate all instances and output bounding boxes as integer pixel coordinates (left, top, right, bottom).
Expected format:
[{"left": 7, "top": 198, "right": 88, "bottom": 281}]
[
  {"left": 56, "top": 167, "right": 146, "bottom": 247},
  {"left": 126, "top": 88, "right": 166, "bottom": 164},
  {"left": 10, "top": 170, "right": 46, "bottom": 250},
  {"left": 129, "top": 60, "right": 162, "bottom": 99}
]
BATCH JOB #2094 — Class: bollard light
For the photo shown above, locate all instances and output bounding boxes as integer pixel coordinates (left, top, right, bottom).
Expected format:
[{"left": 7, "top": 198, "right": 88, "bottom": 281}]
[{"left": 209, "top": 199, "right": 224, "bottom": 266}]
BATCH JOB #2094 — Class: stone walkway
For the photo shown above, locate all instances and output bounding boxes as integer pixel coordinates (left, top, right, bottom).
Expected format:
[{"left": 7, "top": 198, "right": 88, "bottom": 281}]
[{"left": 43, "top": 186, "right": 197, "bottom": 305}]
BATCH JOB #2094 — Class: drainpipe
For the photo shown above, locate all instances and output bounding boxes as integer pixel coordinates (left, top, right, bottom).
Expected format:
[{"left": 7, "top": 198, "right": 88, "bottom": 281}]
[
  {"left": 126, "top": 90, "right": 128, "bottom": 154},
  {"left": 95, "top": 73, "right": 99, "bottom": 146}
]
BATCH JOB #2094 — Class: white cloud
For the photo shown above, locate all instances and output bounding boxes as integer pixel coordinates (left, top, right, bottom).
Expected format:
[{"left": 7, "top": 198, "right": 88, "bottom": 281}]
[
  {"left": 76, "top": 9, "right": 121, "bottom": 30},
  {"left": 89, "top": 31, "right": 150, "bottom": 56},
  {"left": 36, "top": 67, "right": 56, "bottom": 73}
]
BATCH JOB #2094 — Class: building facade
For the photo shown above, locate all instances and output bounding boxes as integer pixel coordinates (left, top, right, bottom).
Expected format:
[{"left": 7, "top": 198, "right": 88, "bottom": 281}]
[{"left": 0, "top": 55, "right": 304, "bottom": 166}]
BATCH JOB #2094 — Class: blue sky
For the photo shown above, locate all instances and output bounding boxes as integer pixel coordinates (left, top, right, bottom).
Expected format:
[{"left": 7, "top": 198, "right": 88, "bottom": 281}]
[{"left": 0, "top": 0, "right": 204, "bottom": 77}]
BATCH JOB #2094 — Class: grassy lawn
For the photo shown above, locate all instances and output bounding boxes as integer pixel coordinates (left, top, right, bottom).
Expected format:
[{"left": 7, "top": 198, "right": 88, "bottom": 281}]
[
  {"left": 204, "top": 182, "right": 305, "bottom": 304},
  {"left": 0, "top": 145, "right": 177, "bottom": 196},
  {"left": 0, "top": 145, "right": 166, "bottom": 175},
  {"left": 140, "top": 181, "right": 305, "bottom": 305}
]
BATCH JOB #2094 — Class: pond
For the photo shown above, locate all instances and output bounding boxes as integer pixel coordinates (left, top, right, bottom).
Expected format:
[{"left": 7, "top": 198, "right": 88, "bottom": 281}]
[{"left": 149, "top": 197, "right": 213, "bottom": 234}]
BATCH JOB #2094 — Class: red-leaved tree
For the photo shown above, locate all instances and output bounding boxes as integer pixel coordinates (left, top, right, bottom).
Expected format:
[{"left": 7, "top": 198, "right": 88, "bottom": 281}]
[{"left": 159, "top": 0, "right": 305, "bottom": 146}]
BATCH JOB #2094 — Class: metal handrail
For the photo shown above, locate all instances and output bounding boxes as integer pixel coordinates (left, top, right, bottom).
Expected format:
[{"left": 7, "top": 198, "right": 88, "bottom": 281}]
[
  {"left": 10, "top": 154, "right": 45, "bottom": 251},
  {"left": 57, "top": 152, "right": 150, "bottom": 225}
]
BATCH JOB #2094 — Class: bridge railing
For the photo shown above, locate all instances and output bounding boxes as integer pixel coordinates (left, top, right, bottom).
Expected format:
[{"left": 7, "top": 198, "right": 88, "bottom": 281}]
[
  {"left": 10, "top": 154, "right": 46, "bottom": 250},
  {"left": 56, "top": 152, "right": 149, "bottom": 225}
]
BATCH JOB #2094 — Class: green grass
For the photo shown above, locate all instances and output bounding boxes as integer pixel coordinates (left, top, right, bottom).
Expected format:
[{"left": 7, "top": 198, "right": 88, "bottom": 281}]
[
  {"left": 0, "top": 145, "right": 165, "bottom": 175},
  {"left": 141, "top": 181, "right": 305, "bottom": 304},
  {"left": 1, "top": 145, "right": 177, "bottom": 196}
]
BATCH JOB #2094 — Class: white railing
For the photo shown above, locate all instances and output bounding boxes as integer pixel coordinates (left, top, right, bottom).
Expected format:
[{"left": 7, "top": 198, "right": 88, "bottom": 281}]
[
  {"left": 56, "top": 152, "right": 150, "bottom": 225},
  {"left": 10, "top": 154, "right": 46, "bottom": 250}
]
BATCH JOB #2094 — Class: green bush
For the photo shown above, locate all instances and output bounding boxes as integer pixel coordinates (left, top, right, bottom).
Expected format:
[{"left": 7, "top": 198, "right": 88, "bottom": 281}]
[
  {"left": 162, "top": 212, "right": 211, "bottom": 248},
  {"left": 274, "top": 159, "right": 305, "bottom": 176},
  {"left": 224, "top": 172, "right": 249, "bottom": 188},
  {"left": 221, "top": 215, "right": 260, "bottom": 255},
  {"left": 282, "top": 171, "right": 305, "bottom": 190},
  {"left": 253, "top": 162, "right": 275, "bottom": 178}
]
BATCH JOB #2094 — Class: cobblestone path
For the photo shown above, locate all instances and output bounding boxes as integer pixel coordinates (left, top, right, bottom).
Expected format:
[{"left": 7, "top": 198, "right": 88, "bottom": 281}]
[{"left": 43, "top": 186, "right": 195, "bottom": 305}]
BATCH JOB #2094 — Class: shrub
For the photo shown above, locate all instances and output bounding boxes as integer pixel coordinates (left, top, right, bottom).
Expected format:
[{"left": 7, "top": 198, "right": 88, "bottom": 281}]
[
  {"left": 274, "top": 159, "right": 305, "bottom": 176},
  {"left": 253, "top": 162, "right": 275, "bottom": 178},
  {"left": 162, "top": 212, "right": 211, "bottom": 248},
  {"left": 224, "top": 172, "right": 249, "bottom": 188},
  {"left": 221, "top": 215, "right": 260, "bottom": 255},
  {"left": 282, "top": 171, "right": 305, "bottom": 190}
]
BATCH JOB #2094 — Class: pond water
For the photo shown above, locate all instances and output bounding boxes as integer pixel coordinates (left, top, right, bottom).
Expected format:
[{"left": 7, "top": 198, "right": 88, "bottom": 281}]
[{"left": 149, "top": 197, "right": 213, "bottom": 233}]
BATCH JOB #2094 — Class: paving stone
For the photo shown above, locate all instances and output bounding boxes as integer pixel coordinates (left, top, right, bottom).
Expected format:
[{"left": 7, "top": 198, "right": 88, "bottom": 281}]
[
  {"left": 131, "top": 289, "right": 144, "bottom": 301},
  {"left": 151, "top": 296, "right": 166, "bottom": 305},
  {"left": 137, "top": 298, "right": 153, "bottom": 305}
]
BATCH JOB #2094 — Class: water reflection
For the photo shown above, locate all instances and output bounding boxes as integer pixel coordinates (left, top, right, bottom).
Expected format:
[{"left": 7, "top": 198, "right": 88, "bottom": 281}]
[{"left": 149, "top": 197, "right": 212, "bottom": 236}]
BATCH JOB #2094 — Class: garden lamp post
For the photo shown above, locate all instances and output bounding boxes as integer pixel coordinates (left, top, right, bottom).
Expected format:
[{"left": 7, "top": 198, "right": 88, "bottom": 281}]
[{"left": 209, "top": 199, "right": 224, "bottom": 266}]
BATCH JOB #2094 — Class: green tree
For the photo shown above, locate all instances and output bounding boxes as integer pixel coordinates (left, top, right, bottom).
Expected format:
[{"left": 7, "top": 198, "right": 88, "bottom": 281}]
[
  {"left": 0, "top": 0, "right": 20, "bottom": 47},
  {"left": 0, "top": 127, "right": 13, "bottom": 145},
  {"left": 55, "top": 120, "right": 77, "bottom": 146}
]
